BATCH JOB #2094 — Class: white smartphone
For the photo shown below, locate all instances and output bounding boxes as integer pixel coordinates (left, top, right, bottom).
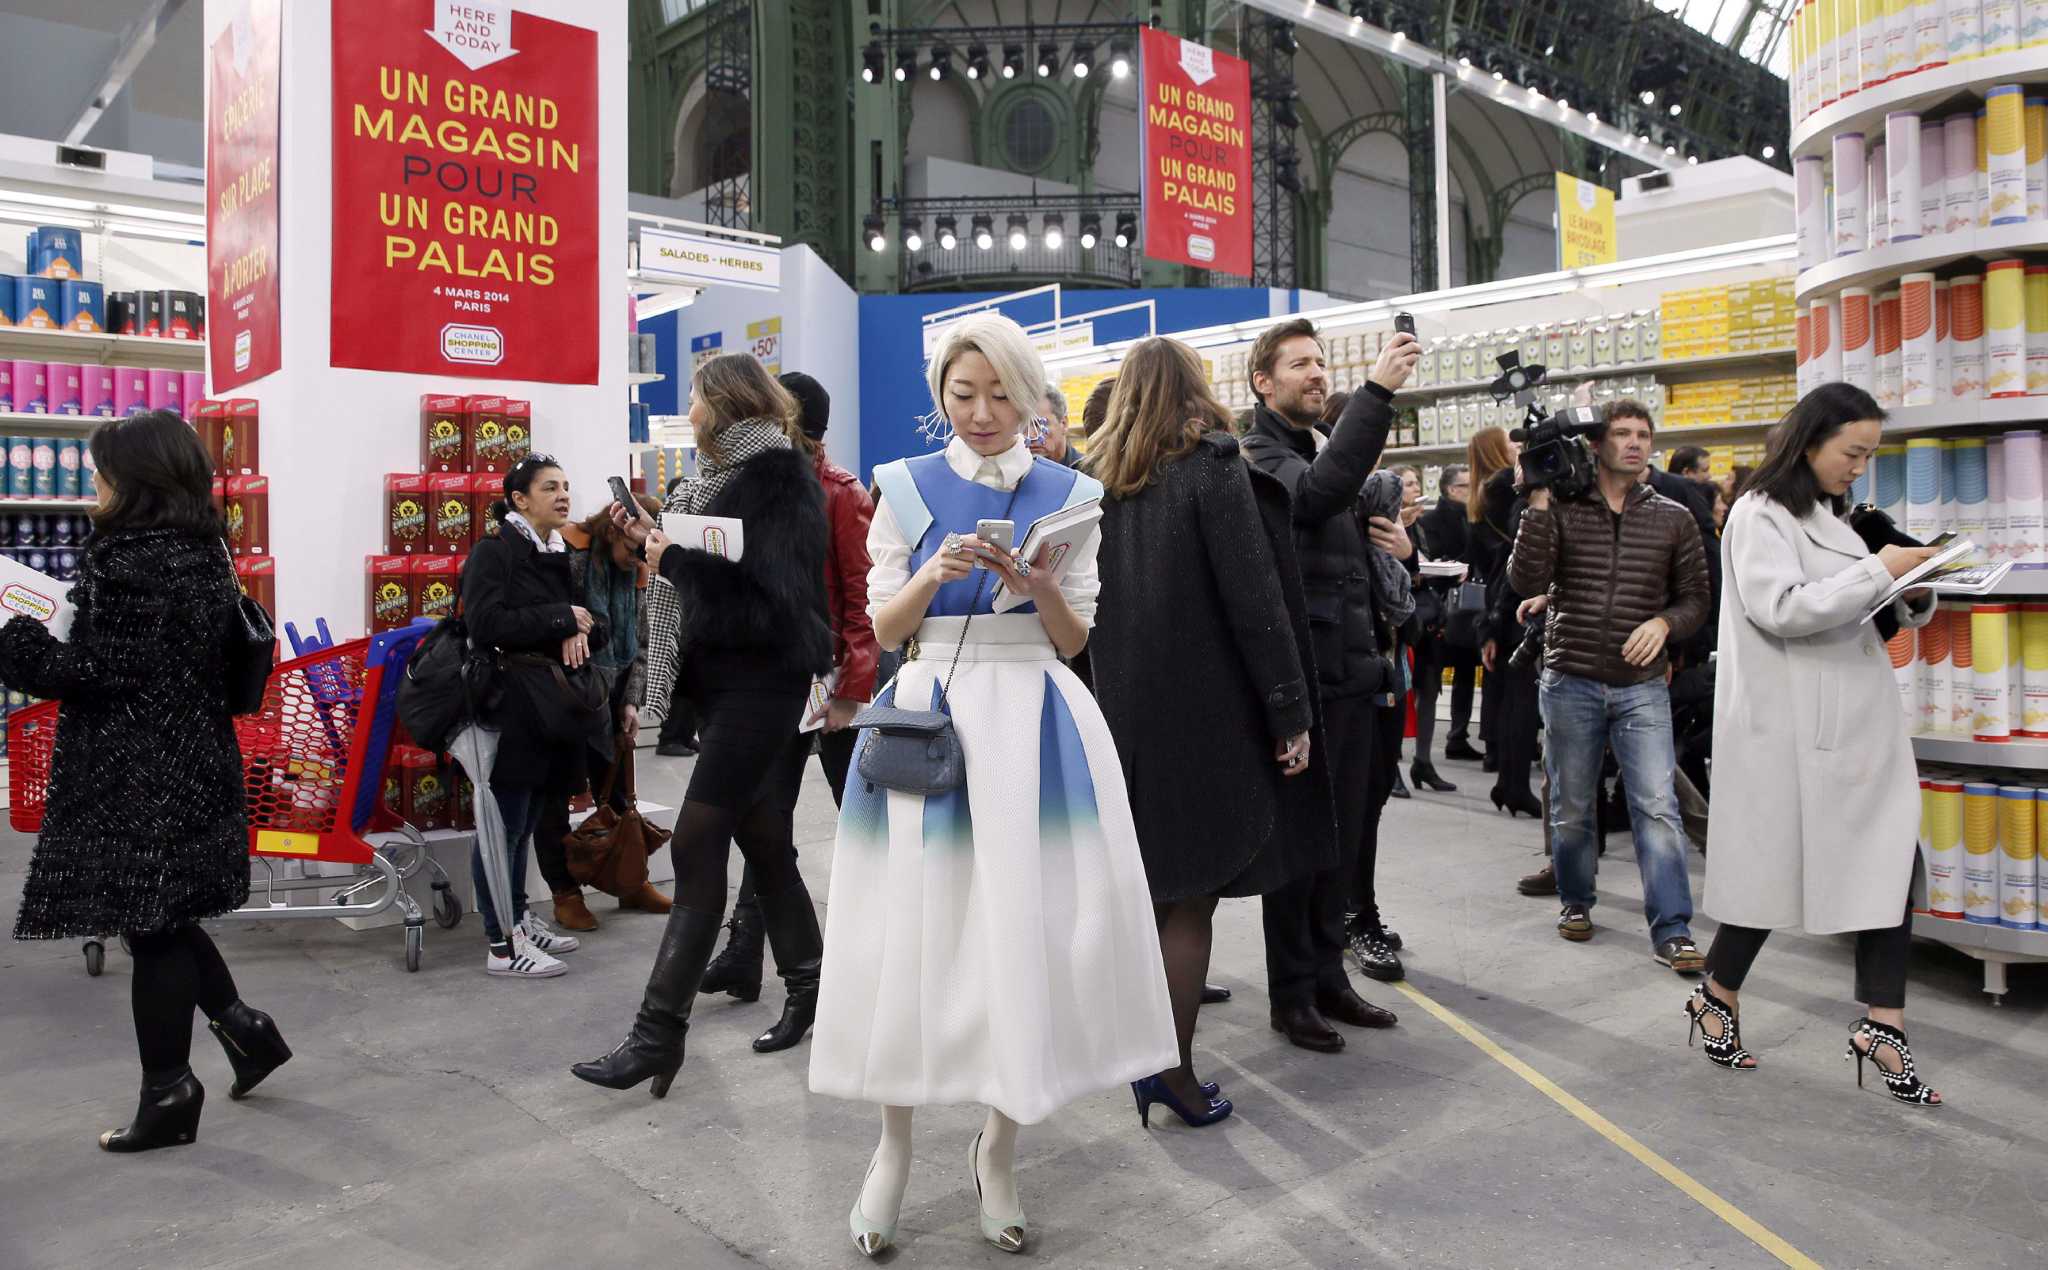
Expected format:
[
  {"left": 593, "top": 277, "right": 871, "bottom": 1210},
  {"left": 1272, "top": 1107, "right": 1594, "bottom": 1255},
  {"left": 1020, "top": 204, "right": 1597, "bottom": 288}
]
[{"left": 974, "top": 518, "right": 1016, "bottom": 555}]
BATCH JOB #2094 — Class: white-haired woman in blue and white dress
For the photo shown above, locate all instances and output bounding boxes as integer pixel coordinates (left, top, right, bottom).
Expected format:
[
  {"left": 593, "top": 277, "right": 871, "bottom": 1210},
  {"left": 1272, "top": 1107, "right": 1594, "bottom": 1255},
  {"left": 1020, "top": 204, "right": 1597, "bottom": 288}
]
[{"left": 809, "top": 313, "right": 1176, "bottom": 1258}]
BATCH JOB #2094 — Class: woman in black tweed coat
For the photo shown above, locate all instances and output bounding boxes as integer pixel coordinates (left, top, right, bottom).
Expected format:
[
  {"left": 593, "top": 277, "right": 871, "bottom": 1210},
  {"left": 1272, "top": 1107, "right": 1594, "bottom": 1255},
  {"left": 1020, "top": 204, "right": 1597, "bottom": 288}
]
[
  {"left": 1087, "top": 338, "right": 1337, "bottom": 1125},
  {"left": 0, "top": 411, "right": 287, "bottom": 1154}
]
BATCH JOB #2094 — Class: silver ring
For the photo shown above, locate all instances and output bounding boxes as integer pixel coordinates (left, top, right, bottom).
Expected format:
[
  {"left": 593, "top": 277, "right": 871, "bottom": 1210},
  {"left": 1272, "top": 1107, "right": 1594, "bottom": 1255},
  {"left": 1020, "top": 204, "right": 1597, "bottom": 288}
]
[
  {"left": 1013, "top": 559, "right": 1032, "bottom": 577},
  {"left": 943, "top": 532, "right": 963, "bottom": 554}
]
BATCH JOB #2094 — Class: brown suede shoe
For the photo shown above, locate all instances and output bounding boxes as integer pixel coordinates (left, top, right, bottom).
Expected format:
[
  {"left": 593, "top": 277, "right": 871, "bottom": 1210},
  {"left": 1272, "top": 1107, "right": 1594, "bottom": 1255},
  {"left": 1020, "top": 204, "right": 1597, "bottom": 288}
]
[
  {"left": 618, "top": 882, "right": 673, "bottom": 913},
  {"left": 552, "top": 890, "right": 599, "bottom": 932}
]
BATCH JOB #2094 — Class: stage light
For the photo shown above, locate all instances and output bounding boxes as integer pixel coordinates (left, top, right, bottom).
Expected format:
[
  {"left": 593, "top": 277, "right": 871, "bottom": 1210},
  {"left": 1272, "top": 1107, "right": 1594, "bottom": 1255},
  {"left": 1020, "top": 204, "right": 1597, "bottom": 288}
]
[
  {"left": 972, "top": 214, "right": 994, "bottom": 250},
  {"left": 1038, "top": 43, "right": 1060, "bottom": 77},
  {"left": 903, "top": 218, "right": 924, "bottom": 251},
  {"left": 936, "top": 215, "right": 958, "bottom": 250},
  {"left": 1114, "top": 211, "right": 1137, "bottom": 249},
  {"left": 860, "top": 43, "right": 883, "bottom": 84},
  {"left": 929, "top": 46, "right": 951, "bottom": 80},
  {"left": 1669, "top": 102, "right": 1682, "bottom": 116},
  {"left": 1072, "top": 43, "right": 1094, "bottom": 78},
  {"left": 1110, "top": 37, "right": 1132, "bottom": 78},
  {"left": 1008, "top": 212, "right": 1030, "bottom": 251},
  {"left": 1002, "top": 44, "right": 1024, "bottom": 79},
  {"left": 864, "top": 214, "right": 887, "bottom": 252},
  {"left": 895, "top": 48, "right": 917, "bottom": 82},
  {"left": 1043, "top": 214, "right": 1065, "bottom": 249},
  {"left": 966, "top": 43, "right": 991, "bottom": 80},
  {"left": 1761, "top": 144, "right": 1777, "bottom": 159},
  {"left": 1079, "top": 213, "right": 1101, "bottom": 249}
]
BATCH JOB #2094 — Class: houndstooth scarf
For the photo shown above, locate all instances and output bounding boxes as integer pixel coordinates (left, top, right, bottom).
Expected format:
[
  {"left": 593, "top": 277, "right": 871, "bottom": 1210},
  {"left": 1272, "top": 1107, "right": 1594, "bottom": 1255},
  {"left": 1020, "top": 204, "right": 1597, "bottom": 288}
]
[{"left": 639, "top": 418, "right": 793, "bottom": 725}]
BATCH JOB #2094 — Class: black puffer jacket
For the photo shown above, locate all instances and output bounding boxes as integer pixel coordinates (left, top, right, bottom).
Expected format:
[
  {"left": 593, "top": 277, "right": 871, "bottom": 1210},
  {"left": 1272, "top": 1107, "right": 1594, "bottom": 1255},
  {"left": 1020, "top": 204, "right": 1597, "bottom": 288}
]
[
  {"left": 1241, "top": 387, "right": 1395, "bottom": 700},
  {"left": 1, "top": 529, "right": 248, "bottom": 940},
  {"left": 1507, "top": 480, "right": 1712, "bottom": 686},
  {"left": 657, "top": 446, "right": 833, "bottom": 677}
]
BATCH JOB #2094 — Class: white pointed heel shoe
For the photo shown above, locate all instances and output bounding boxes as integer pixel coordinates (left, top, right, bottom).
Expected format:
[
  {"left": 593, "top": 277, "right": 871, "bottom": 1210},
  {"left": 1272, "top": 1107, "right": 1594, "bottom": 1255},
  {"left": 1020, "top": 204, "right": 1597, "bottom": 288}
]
[
  {"left": 968, "top": 1130, "right": 1028, "bottom": 1254},
  {"left": 848, "top": 1151, "right": 900, "bottom": 1258}
]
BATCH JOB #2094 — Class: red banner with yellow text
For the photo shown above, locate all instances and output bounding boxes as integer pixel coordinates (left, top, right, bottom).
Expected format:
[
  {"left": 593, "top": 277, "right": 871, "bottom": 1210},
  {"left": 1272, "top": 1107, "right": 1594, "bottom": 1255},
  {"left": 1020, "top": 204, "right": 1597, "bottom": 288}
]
[
  {"left": 1138, "top": 28, "right": 1252, "bottom": 276},
  {"left": 330, "top": 0, "right": 598, "bottom": 383},
  {"left": 206, "top": 0, "right": 282, "bottom": 392}
]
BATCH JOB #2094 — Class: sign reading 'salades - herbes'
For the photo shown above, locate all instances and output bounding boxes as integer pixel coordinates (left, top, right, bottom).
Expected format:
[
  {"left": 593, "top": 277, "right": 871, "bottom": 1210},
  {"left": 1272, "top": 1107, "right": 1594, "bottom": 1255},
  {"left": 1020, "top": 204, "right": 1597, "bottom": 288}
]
[
  {"left": 1138, "top": 28, "right": 1252, "bottom": 277},
  {"left": 330, "top": 0, "right": 598, "bottom": 384}
]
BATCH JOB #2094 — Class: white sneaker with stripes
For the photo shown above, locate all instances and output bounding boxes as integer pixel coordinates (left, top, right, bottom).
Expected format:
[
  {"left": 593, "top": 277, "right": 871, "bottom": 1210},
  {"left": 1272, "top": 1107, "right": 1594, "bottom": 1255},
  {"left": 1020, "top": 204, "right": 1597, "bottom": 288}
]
[
  {"left": 487, "top": 930, "right": 567, "bottom": 978},
  {"left": 518, "top": 910, "right": 580, "bottom": 955}
]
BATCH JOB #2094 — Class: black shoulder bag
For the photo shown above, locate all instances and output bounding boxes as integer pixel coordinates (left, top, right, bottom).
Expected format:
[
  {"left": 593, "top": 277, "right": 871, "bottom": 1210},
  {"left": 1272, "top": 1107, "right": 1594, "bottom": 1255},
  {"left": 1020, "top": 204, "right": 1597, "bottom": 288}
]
[
  {"left": 850, "top": 482, "right": 1024, "bottom": 797},
  {"left": 217, "top": 540, "right": 275, "bottom": 716}
]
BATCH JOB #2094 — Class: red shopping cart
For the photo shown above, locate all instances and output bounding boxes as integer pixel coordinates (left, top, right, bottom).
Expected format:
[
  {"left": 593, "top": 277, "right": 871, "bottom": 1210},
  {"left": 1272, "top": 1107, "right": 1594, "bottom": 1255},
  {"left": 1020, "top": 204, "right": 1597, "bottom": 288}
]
[{"left": 9, "top": 621, "right": 460, "bottom": 973}]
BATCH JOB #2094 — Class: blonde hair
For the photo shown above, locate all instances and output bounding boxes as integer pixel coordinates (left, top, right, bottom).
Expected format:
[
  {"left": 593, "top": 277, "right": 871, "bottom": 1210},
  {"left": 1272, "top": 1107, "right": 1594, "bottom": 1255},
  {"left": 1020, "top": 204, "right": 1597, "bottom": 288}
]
[
  {"left": 1466, "top": 426, "right": 1515, "bottom": 523},
  {"left": 924, "top": 313, "right": 1049, "bottom": 438},
  {"left": 1089, "top": 338, "right": 1234, "bottom": 499},
  {"left": 694, "top": 352, "right": 812, "bottom": 462}
]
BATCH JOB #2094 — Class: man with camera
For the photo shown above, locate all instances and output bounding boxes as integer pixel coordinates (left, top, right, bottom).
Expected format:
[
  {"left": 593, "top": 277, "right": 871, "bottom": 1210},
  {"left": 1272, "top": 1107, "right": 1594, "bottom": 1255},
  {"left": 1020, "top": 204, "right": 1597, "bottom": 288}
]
[
  {"left": 1506, "top": 398, "right": 1711, "bottom": 973},
  {"left": 1240, "top": 318, "right": 1420, "bottom": 1051}
]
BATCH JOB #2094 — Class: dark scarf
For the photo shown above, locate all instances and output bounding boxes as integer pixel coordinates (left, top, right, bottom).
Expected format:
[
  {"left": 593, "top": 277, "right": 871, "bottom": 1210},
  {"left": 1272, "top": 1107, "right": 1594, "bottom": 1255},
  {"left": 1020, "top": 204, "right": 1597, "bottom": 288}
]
[{"left": 583, "top": 545, "right": 640, "bottom": 674}]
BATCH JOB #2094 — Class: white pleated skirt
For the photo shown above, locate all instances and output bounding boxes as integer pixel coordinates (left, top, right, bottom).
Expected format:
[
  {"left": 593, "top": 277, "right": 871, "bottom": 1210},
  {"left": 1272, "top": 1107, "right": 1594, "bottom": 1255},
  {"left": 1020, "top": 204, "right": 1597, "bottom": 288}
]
[{"left": 807, "top": 615, "right": 1178, "bottom": 1126}]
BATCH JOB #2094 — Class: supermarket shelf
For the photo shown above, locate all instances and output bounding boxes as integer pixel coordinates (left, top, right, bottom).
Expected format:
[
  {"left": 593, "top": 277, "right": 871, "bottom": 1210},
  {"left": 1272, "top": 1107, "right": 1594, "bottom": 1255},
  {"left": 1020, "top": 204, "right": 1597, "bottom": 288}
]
[
  {"left": 1791, "top": 46, "right": 2048, "bottom": 160},
  {"left": 1910, "top": 733, "right": 2048, "bottom": 767},
  {"left": 1795, "top": 222, "right": 2048, "bottom": 302},
  {"left": 1397, "top": 348, "right": 1794, "bottom": 402},
  {"left": 1911, "top": 913, "right": 2048, "bottom": 960},
  {"left": 1883, "top": 395, "right": 2048, "bottom": 435},
  {"left": 627, "top": 372, "right": 664, "bottom": 387},
  {"left": 1985, "top": 564, "right": 2048, "bottom": 594},
  {"left": 0, "top": 498, "right": 94, "bottom": 512},
  {"left": 0, "top": 412, "right": 102, "bottom": 437},
  {"left": 0, "top": 327, "right": 204, "bottom": 370},
  {"left": 1382, "top": 417, "right": 1780, "bottom": 462}
]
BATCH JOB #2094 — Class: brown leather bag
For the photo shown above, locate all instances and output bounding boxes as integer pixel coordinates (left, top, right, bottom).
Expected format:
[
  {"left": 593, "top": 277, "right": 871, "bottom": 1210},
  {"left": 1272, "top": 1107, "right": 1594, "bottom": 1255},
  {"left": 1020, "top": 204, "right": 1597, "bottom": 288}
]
[{"left": 564, "top": 741, "right": 671, "bottom": 897}]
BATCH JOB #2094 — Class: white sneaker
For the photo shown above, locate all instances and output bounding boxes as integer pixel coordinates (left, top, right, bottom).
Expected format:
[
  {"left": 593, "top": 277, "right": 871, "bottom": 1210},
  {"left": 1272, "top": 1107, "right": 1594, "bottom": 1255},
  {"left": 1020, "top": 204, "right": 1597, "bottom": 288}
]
[
  {"left": 487, "top": 930, "right": 567, "bottom": 978},
  {"left": 518, "top": 909, "right": 580, "bottom": 954}
]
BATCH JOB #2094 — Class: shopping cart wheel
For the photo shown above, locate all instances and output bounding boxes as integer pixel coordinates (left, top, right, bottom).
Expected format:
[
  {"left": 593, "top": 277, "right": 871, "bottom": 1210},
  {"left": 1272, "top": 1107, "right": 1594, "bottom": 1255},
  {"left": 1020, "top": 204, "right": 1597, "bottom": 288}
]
[
  {"left": 82, "top": 940, "right": 105, "bottom": 978},
  {"left": 432, "top": 880, "right": 462, "bottom": 929},
  {"left": 404, "top": 922, "right": 424, "bottom": 972}
]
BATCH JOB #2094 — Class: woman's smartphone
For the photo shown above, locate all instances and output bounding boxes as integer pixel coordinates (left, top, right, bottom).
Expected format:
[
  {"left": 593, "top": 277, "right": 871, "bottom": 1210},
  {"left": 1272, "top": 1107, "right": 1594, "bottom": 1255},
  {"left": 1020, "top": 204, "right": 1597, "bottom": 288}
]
[
  {"left": 609, "top": 476, "right": 648, "bottom": 522},
  {"left": 975, "top": 519, "right": 1016, "bottom": 555},
  {"left": 1925, "top": 530, "right": 1958, "bottom": 550}
]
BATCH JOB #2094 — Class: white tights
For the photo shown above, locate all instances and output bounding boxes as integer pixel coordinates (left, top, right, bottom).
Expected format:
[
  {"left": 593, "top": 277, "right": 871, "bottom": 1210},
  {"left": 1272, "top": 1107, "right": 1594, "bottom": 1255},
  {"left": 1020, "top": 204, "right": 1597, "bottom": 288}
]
[{"left": 859, "top": 1105, "right": 1023, "bottom": 1223}]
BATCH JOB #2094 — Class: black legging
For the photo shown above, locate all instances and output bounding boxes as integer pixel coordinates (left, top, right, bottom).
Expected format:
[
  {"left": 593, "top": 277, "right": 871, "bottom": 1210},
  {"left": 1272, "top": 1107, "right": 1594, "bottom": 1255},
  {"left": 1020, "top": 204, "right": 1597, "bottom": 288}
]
[
  {"left": 1487, "top": 659, "right": 1540, "bottom": 802},
  {"left": 1412, "top": 638, "right": 1476, "bottom": 761},
  {"left": 729, "top": 726, "right": 859, "bottom": 915},
  {"left": 1705, "top": 904, "right": 1913, "bottom": 1009},
  {"left": 1349, "top": 696, "right": 1406, "bottom": 928},
  {"left": 126, "top": 924, "right": 239, "bottom": 1073}
]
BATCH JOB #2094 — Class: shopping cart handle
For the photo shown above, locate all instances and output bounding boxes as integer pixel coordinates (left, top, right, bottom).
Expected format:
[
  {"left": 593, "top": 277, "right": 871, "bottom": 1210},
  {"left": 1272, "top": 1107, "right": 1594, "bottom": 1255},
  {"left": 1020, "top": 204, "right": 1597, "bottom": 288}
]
[{"left": 285, "top": 619, "right": 338, "bottom": 658}]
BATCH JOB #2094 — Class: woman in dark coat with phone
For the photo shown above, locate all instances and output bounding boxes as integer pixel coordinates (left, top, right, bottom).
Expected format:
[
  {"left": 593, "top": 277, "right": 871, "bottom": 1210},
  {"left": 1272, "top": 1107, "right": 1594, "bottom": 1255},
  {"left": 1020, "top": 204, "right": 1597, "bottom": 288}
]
[
  {"left": 1088, "top": 337, "right": 1337, "bottom": 1127},
  {"left": 1, "top": 410, "right": 288, "bottom": 1153}
]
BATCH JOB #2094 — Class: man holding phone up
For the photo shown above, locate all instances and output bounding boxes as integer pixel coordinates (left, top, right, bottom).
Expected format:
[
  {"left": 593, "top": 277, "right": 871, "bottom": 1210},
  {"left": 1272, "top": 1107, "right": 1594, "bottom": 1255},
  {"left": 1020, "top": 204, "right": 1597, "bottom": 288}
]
[{"left": 1239, "top": 317, "right": 1420, "bottom": 1053}]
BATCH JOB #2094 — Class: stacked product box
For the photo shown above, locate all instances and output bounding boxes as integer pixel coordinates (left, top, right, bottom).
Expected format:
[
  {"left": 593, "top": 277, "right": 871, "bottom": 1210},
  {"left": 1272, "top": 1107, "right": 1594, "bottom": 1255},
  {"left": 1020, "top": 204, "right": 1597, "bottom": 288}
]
[
  {"left": 1663, "top": 372, "right": 1800, "bottom": 429},
  {"left": 367, "top": 393, "right": 536, "bottom": 633},
  {"left": 1659, "top": 280, "right": 1796, "bottom": 359},
  {"left": 184, "top": 398, "right": 276, "bottom": 609},
  {"left": 1, "top": 227, "right": 202, "bottom": 341}
]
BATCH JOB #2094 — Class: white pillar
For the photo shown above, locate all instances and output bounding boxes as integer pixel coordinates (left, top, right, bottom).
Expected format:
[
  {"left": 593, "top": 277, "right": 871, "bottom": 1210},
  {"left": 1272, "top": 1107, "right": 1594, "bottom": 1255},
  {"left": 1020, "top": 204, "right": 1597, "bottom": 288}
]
[
  {"left": 201, "top": 0, "right": 628, "bottom": 637},
  {"left": 1434, "top": 71, "right": 1452, "bottom": 289}
]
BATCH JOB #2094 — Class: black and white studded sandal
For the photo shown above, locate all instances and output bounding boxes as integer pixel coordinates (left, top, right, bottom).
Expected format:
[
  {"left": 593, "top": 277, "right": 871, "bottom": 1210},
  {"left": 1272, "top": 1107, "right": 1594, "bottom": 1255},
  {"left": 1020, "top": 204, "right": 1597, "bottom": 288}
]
[
  {"left": 1684, "top": 983, "right": 1755, "bottom": 1070},
  {"left": 1846, "top": 1018, "right": 1941, "bottom": 1106}
]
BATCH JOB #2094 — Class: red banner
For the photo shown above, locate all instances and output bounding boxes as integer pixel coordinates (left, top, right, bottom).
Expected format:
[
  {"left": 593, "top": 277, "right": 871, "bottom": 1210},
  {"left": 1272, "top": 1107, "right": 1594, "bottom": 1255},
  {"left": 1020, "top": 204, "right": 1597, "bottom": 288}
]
[
  {"left": 330, "top": 0, "right": 599, "bottom": 384},
  {"left": 206, "top": 0, "right": 283, "bottom": 392},
  {"left": 1138, "top": 28, "right": 1252, "bottom": 277}
]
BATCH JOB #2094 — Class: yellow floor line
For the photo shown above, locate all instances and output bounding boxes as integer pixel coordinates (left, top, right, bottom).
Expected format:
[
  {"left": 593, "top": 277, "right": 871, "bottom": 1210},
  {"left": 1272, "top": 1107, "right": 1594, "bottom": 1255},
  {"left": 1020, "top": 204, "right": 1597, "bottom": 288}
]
[{"left": 1391, "top": 980, "right": 1821, "bottom": 1270}]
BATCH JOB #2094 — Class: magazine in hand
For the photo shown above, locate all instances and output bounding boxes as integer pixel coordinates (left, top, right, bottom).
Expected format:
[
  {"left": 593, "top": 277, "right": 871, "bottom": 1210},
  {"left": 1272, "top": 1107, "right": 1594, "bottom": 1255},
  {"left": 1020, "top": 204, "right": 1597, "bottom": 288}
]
[
  {"left": 662, "top": 513, "right": 745, "bottom": 562},
  {"left": 0, "top": 553, "right": 74, "bottom": 640},
  {"left": 1419, "top": 559, "right": 1469, "bottom": 581},
  {"left": 1862, "top": 539, "right": 2011, "bottom": 622},
  {"left": 797, "top": 669, "right": 842, "bottom": 734},
  {"left": 993, "top": 499, "right": 1103, "bottom": 613}
]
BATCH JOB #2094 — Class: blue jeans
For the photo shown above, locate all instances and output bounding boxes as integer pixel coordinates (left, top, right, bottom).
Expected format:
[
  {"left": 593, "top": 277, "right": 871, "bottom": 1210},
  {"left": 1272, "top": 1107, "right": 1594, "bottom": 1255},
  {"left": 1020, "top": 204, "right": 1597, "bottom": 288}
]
[
  {"left": 1539, "top": 670, "right": 1695, "bottom": 947},
  {"left": 474, "top": 784, "right": 543, "bottom": 946}
]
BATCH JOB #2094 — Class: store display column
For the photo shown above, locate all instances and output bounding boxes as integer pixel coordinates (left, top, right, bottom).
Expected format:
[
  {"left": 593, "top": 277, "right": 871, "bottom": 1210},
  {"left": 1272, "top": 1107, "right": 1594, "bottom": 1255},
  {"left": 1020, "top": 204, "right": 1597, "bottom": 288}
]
[{"left": 200, "top": 0, "right": 629, "bottom": 633}]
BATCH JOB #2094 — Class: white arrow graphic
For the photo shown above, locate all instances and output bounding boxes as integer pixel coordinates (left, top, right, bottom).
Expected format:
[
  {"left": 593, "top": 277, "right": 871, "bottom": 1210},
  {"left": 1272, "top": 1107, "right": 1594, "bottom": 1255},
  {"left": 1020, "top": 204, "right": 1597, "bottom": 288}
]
[{"left": 427, "top": 0, "right": 519, "bottom": 72}]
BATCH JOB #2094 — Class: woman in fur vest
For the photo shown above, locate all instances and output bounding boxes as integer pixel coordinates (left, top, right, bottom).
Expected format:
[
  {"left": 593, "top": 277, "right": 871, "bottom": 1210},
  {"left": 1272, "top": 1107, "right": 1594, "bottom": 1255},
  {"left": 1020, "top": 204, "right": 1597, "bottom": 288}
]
[{"left": 572, "top": 352, "right": 833, "bottom": 1098}]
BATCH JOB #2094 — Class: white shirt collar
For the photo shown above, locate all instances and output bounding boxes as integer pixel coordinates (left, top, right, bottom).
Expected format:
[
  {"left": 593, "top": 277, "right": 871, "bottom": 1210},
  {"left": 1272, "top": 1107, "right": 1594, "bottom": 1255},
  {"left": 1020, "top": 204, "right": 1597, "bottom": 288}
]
[{"left": 945, "top": 436, "right": 1035, "bottom": 491}]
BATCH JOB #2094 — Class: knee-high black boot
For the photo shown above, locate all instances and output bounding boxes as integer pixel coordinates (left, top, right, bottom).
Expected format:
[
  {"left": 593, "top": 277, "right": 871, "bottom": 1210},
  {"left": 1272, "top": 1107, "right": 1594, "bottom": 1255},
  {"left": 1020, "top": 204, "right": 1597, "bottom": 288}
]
[
  {"left": 570, "top": 907, "right": 723, "bottom": 1098},
  {"left": 751, "top": 885, "right": 823, "bottom": 1054}
]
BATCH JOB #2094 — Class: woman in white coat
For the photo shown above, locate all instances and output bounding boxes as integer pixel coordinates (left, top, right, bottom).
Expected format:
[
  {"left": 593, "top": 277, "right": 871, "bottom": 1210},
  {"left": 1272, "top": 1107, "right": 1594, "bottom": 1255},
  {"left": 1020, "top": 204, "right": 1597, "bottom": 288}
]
[{"left": 1691, "top": 382, "right": 1944, "bottom": 1106}]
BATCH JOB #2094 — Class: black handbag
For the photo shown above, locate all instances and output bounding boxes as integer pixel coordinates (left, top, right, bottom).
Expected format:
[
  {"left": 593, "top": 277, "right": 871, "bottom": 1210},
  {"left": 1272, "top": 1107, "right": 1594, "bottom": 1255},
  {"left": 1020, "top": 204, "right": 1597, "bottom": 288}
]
[
  {"left": 217, "top": 541, "right": 274, "bottom": 716},
  {"left": 1444, "top": 579, "right": 1490, "bottom": 650},
  {"left": 851, "top": 486, "right": 1021, "bottom": 797}
]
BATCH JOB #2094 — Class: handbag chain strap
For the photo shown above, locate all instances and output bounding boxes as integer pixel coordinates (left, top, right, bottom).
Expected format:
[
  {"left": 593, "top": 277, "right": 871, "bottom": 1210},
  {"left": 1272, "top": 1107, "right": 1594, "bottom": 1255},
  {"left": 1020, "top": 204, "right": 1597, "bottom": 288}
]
[{"left": 934, "top": 476, "right": 1028, "bottom": 713}]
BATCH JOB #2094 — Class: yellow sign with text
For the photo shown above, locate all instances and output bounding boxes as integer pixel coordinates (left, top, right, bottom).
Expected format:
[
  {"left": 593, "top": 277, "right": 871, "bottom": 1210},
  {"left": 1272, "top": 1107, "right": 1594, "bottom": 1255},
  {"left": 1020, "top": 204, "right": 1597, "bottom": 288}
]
[{"left": 1556, "top": 173, "right": 1616, "bottom": 269}]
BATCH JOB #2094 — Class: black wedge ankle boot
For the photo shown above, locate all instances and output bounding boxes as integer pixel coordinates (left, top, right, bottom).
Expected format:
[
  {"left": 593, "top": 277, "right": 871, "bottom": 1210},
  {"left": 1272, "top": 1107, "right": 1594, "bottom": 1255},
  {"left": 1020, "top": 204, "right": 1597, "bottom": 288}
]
[
  {"left": 751, "top": 885, "right": 823, "bottom": 1054},
  {"left": 209, "top": 1001, "right": 293, "bottom": 1100},
  {"left": 100, "top": 1067, "right": 205, "bottom": 1153},
  {"left": 698, "top": 894, "right": 764, "bottom": 1002},
  {"left": 570, "top": 907, "right": 723, "bottom": 1098}
]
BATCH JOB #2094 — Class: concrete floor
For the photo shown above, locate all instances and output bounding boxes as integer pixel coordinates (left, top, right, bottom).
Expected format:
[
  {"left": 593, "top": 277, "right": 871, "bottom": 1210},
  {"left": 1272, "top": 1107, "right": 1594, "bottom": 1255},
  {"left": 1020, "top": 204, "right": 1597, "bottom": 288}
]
[{"left": 2, "top": 739, "right": 2045, "bottom": 1270}]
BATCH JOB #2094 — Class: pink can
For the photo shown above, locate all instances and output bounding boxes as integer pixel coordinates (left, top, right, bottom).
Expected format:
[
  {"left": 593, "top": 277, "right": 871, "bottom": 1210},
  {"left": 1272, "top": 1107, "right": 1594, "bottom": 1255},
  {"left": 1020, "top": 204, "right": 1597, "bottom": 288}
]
[
  {"left": 146, "top": 368, "right": 184, "bottom": 415},
  {"left": 46, "top": 362, "right": 81, "bottom": 415},
  {"left": 79, "top": 365, "right": 114, "bottom": 417},
  {"left": 11, "top": 360, "right": 49, "bottom": 413},
  {"left": 112, "top": 366, "right": 149, "bottom": 417},
  {"left": 181, "top": 371, "right": 205, "bottom": 408}
]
